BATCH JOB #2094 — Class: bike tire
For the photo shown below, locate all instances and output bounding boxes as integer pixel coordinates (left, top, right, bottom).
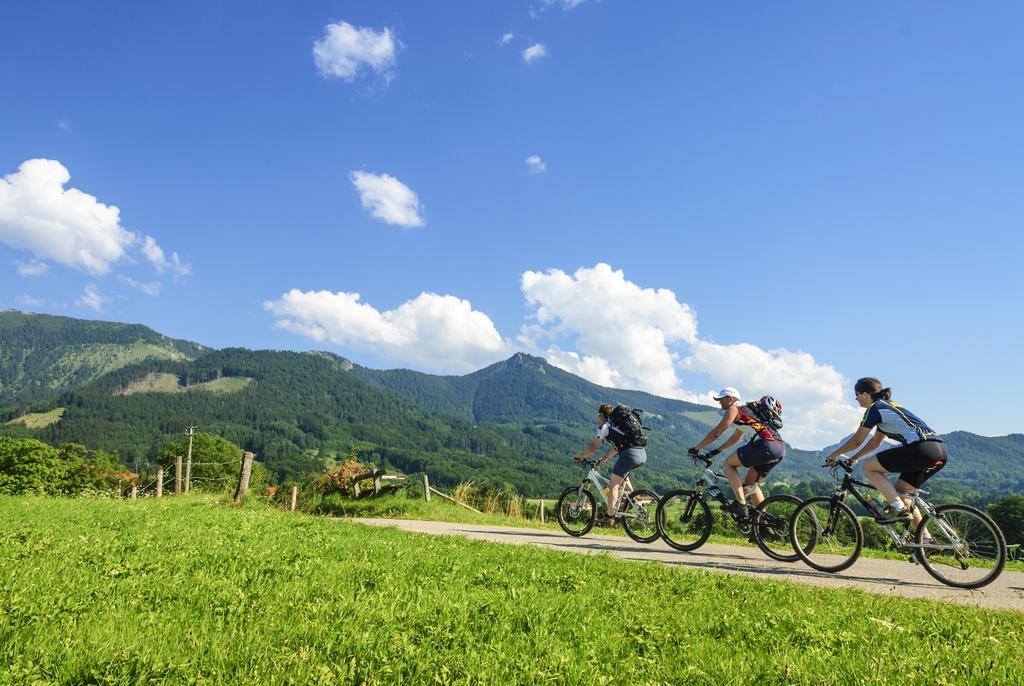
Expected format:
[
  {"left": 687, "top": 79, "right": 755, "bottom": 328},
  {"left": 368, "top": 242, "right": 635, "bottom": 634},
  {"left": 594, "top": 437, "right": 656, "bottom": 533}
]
[
  {"left": 555, "top": 485, "right": 597, "bottom": 537},
  {"left": 753, "top": 494, "right": 802, "bottom": 562},
  {"left": 915, "top": 504, "right": 1007, "bottom": 590},
  {"left": 656, "top": 489, "right": 712, "bottom": 551},
  {"left": 790, "top": 496, "right": 863, "bottom": 573},
  {"left": 621, "top": 488, "right": 660, "bottom": 544}
]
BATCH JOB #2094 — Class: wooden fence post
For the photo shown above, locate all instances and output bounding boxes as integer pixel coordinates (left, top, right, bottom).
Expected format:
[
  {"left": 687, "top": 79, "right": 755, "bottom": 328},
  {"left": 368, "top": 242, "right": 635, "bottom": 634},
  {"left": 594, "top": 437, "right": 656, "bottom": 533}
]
[
  {"left": 131, "top": 485, "right": 138, "bottom": 500},
  {"left": 184, "top": 456, "right": 191, "bottom": 495},
  {"left": 373, "top": 470, "right": 382, "bottom": 496},
  {"left": 422, "top": 474, "right": 431, "bottom": 503},
  {"left": 290, "top": 486, "right": 298, "bottom": 512},
  {"left": 234, "top": 451, "right": 254, "bottom": 503},
  {"left": 156, "top": 468, "right": 164, "bottom": 498},
  {"left": 538, "top": 499, "right": 545, "bottom": 523},
  {"left": 174, "top": 455, "right": 182, "bottom": 495}
]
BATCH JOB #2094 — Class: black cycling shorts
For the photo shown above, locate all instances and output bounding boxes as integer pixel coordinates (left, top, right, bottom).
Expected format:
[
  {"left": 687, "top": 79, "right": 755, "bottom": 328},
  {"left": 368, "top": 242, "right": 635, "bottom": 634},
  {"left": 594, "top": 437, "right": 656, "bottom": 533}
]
[
  {"left": 736, "top": 439, "right": 785, "bottom": 477},
  {"left": 876, "top": 440, "right": 948, "bottom": 488}
]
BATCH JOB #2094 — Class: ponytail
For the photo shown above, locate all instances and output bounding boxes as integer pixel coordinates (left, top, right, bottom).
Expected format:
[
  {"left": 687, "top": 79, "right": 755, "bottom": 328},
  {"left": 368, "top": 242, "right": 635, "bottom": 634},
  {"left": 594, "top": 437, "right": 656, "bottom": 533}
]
[{"left": 854, "top": 377, "right": 891, "bottom": 402}]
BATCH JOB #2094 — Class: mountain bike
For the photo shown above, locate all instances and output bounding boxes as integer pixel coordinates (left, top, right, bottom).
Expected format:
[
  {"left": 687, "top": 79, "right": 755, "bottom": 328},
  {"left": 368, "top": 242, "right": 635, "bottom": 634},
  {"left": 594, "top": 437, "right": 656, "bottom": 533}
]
[
  {"left": 655, "top": 452, "right": 801, "bottom": 561},
  {"left": 789, "top": 458, "right": 1007, "bottom": 589},
  {"left": 555, "top": 459, "right": 660, "bottom": 543}
]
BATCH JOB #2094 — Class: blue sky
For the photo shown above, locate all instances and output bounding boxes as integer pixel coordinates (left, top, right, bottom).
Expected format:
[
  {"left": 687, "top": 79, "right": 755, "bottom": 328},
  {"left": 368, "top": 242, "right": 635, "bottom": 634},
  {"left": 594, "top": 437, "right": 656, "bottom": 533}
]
[{"left": 2, "top": 1, "right": 1022, "bottom": 446}]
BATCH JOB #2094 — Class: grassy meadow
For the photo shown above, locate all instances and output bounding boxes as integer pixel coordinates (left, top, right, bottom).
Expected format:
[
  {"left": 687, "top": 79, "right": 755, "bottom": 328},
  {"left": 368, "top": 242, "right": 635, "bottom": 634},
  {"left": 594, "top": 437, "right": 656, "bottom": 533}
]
[{"left": 2, "top": 496, "right": 1022, "bottom": 685}]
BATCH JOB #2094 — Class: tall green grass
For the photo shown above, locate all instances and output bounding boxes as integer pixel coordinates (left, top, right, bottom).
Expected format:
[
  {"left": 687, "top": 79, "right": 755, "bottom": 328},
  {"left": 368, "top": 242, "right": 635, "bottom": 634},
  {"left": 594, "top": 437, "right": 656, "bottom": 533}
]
[{"left": 1, "top": 496, "right": 1020, "bottom": 685}]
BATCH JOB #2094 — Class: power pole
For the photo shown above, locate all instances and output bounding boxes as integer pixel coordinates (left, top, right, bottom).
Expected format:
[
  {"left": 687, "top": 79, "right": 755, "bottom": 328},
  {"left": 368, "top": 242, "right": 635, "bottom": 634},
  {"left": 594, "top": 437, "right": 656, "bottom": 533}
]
[{"left": 184, "top": 426, "right": 197, "bottom": 494}]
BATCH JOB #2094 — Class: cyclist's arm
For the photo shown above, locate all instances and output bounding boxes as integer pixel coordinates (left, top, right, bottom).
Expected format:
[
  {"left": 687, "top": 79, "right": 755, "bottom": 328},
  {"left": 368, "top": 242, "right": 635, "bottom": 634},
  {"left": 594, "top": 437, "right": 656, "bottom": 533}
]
[
  {"left": 849, "top": 431, "right": 886, "bottom": 464},
  {"left": 597, "top": 446, "right": 618, "bottom": 465},
  {"left": 575, "top": 436, "right": 603, "bottom": 461},
  {"left": 694, "top": 406, "right": 739, "bottom": 452},
  {"left": 825, "top": 426, "right": 871, "bottom": 462},
  {"left": 714, "top": 429, "right": 744, "bottom": 454}
]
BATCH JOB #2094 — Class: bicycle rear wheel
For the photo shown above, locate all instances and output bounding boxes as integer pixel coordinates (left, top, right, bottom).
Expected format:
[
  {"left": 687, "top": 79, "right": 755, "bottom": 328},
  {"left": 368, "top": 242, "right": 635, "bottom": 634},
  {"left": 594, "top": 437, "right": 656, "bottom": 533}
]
[
  {"left": 556, "top": 485, "right": 597, "bottom": 537},
  {"left": 915, "top": 504, "right": 1007, "bottom": 589},
  {"left": 621, "top": 488, "right": 660, "bottom": 543},
  {"left": 656, "top": 490, "right": 712, "bottom": 551},
  {"left": 753, "top": 494, "right": 801, "bottom": 562},
  {"left": 790, "top": 497, "right": 863, "bottom": 572}
]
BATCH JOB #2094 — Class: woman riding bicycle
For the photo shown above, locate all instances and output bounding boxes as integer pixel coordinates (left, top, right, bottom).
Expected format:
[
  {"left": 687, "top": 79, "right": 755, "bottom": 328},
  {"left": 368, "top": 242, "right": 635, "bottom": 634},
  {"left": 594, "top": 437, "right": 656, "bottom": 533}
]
[
  {"left": 689, "top": 387, "right": 785, "bottom": 512},
  {"left": 825, "top": 377, "right": 947, "bottom": 526},
  {"left": 574, "top": 403, "right": 647, "bottom": 519}
]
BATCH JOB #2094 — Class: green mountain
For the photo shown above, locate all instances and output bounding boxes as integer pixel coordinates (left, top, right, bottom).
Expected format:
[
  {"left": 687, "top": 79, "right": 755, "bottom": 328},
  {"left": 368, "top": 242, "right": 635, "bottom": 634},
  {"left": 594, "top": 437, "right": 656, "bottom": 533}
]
[
  {"left": 0, "top": 310, "right": 208, "bottom": 404},
  {"left": 1, "top": 313, "right": 1020, "bottom": 499}
]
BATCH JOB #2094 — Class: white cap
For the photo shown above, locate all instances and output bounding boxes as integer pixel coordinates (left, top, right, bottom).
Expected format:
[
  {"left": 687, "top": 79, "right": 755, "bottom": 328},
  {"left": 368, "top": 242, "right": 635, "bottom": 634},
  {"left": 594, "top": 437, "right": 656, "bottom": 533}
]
[{"left": 713, "top": 387, "right": 741, "bottom": 401}]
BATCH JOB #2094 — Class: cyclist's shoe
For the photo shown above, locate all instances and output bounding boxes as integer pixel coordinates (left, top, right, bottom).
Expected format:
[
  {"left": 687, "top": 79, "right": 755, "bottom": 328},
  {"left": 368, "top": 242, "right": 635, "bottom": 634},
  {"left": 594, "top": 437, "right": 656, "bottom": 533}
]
[
  {"left": 746, "top": 529, "right": 759, "bottom": 544},
  {"left": 877, "top": 505, "right": 911, "bottom": 525},
  {"left": 720, "top": 500, "right": 747, "bottom": 516}
]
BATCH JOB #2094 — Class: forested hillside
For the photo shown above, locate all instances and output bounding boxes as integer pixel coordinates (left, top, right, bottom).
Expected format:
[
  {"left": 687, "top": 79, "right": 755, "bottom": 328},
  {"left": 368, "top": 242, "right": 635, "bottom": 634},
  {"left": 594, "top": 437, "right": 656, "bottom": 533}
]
[
  {"left": 0, "top": 311, "right": 207, "bottom": 404},
  {"left": 1, "top": 314, "right": 1021, "bottom": 499}
]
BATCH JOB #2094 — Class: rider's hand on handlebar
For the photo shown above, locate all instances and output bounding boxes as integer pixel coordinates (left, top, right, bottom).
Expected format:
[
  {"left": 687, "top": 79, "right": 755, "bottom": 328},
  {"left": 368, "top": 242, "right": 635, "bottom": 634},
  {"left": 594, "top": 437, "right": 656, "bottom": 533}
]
[
  {"left": 687, "top": 447, "right": 700, "bottom": 458},
  {"left": 573, "top": 454, "right": 584, "bottom": 463},
  {"left": 707, "top": 448, "right": 721, "bottom": 458}
]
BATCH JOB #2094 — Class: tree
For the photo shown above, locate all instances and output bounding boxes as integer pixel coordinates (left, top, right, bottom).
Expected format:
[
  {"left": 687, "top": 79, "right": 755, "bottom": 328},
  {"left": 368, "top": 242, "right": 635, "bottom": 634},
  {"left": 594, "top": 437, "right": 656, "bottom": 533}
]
[
  {"left": 989, "top": 495, "right": 1024, "bottom": 547},
  {"left": 0, "top": 437, "right": 64, "bottom": 495},
  {"left": 157, "top": 432, "right": 268, "bottom": 493}
]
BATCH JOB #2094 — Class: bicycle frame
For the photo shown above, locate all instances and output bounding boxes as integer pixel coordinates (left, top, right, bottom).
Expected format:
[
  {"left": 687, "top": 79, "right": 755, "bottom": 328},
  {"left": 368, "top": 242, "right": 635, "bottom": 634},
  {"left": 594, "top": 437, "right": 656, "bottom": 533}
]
[
  {"left": 827, "top": 467, "right": 954, "bottom": 552},
  {"left": 572, "top": 461, "right": 638, "bottom": 518}
]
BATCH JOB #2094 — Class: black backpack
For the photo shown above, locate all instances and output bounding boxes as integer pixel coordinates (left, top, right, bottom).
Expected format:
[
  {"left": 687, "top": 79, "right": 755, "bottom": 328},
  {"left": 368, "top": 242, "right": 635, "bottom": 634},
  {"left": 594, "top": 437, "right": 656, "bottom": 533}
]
[{"left": 607, "top": 405, "right": 647, "bottom": 449}]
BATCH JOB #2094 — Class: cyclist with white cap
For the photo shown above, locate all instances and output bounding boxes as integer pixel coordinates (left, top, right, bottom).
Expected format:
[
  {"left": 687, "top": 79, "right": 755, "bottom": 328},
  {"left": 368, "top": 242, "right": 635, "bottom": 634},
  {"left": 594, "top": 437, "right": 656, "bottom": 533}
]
[{"left": 688, "top": 387, "right": 786, "bottom": 512}]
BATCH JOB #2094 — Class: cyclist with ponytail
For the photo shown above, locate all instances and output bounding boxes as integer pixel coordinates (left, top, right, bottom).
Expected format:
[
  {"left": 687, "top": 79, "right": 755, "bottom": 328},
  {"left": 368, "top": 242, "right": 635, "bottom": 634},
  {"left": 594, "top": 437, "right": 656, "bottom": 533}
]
[{"left": 825, "top": 377, "right": 948, "bottom": 527}]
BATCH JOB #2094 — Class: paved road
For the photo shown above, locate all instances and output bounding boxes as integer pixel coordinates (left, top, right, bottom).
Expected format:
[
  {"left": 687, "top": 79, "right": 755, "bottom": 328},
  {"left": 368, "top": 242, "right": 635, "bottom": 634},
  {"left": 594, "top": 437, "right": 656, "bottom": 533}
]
[{"left": 352, "top": 518, "right": 1024, "bottom": 613}]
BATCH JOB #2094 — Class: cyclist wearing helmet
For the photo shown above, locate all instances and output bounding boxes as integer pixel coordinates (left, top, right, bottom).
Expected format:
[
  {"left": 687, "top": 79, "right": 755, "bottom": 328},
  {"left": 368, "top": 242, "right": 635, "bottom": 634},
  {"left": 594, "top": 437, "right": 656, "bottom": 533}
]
[
  {"left": 826, "top": 377, "right": 947, "bottom": 526},
  {"left": 574, "top": 403, "right": 647, "bottom": 519},
  {"left": 689, "top": 387, "right": 785, "bottom": 511}
]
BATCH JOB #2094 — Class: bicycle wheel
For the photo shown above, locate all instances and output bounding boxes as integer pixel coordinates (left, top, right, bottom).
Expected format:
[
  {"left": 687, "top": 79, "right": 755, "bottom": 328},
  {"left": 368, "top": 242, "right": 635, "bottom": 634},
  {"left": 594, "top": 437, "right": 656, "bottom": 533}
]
[
  {"left": 790, "top": 497, "right": 863, "bottom": 572},
  {"left": 556, "top": 485, "right": 597, "bottom": 537},
  {"left": 621, "top": 488, "right": 660, "bottom": 543},
  {"left": 753, "top": 494, "right": 802, "bottom": 562},
  {"left": 656, "top": 490, "right": 712, "bottom": 551},
  {"left": 915, "top": 504, "right": 1007, "bottom": 589}
]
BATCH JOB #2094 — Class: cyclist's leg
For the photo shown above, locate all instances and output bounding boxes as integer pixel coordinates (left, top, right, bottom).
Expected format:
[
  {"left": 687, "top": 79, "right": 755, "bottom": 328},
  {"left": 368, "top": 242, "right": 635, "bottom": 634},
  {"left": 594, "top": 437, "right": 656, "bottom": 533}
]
[
  {"left": 896, "top": 443, "right": 948, "bottom": 531},
  {"left": 608, "top": 447, "right": 645, "bottom": 516},
  {"left": 861, "top": 455, "right": 902, "bottom": 503},
  {"left": 607, "top": 473, "right": 624, "bottom": 516},
  {"left": 742, "top": 467, "right": 763, "bottom": 506},
  {"left": 723, "top": 452, "right": 745, "bottom": 503}
]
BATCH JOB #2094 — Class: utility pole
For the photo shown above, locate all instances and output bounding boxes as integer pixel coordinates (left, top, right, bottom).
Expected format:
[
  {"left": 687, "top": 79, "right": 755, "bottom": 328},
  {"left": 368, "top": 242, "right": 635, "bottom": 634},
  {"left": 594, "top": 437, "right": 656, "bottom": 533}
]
[{"left": 184, "top": 426, "right": 197, "bottom": 494}]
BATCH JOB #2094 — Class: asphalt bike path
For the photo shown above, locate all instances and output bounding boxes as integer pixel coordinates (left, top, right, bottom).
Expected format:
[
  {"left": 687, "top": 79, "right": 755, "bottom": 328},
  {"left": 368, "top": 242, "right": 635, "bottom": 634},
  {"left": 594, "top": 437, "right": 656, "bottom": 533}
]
[{"left": 351, "top": 518, "right": 1024, "bottom": 613}]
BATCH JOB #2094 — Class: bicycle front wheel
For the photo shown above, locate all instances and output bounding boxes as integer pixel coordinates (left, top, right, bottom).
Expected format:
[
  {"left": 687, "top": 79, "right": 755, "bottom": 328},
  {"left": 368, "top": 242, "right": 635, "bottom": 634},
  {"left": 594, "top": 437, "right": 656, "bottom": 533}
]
[
  {"left": 790, "top": 497, "right": 863, "bottom": 572},
  {"left": 556, "top": 485, "right": 597, "bottom": 537},
  {"left": 621, "top": 488, "right": 660, "bottom": 543},
  {"left": 656, "top": 490, "right": 712, "bottom": 551},
  {"left": 753, "top": 494, "right": 802, "bottom": 562},
  {"left": 915, "top": 504, "right": 1007, "bottom": 589}
]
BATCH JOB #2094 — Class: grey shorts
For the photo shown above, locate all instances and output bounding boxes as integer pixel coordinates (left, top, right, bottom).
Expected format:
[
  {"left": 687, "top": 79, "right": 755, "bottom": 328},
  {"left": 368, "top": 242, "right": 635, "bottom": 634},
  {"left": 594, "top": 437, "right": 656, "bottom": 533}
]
[
  {"left": 612, "top": 446, "right": 647, "bottom": 477},
  {"left": 736, "top": 439, "right": 785, "bottom": 477}
]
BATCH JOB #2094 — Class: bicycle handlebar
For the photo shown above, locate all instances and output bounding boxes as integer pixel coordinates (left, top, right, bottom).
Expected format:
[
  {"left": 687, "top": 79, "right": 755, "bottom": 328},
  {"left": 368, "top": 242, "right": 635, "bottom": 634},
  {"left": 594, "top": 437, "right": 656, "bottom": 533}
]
[{"left": 821, "top": 457, "right": 853, "bottom": 473}]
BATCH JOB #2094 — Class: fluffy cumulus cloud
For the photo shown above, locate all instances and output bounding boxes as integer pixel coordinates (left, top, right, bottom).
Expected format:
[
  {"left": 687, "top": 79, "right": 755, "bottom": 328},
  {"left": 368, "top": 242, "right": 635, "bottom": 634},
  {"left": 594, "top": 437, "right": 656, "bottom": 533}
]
[
  {"left": 525, "top": 155, "right": 547, "bottom": 174},
  {"left": 522, "top": 43, "right": 548, "bottom": 63},
  {"left": 0, "top": 159, "right": 188, "bottom": 284},
  {"left": 520, "top": 263, "right": 699, "bottom": 399},
  {"left": 0, "top": 159, "right": 137, "bottom": 275},
  {"left": 519, "top": 263, "right": 859, "bottom": 447},
  {"left": 264, "top": 289, "right": 511, "bottom": 373},
  {"left": 313, "top": 21, "right": 396, "bottom": 82},
  {"left": 350, "top": 171, "right": 424, "bottom": 227},
  {"left": 683, "top": 341, "right": 862, "bottom": 448}
]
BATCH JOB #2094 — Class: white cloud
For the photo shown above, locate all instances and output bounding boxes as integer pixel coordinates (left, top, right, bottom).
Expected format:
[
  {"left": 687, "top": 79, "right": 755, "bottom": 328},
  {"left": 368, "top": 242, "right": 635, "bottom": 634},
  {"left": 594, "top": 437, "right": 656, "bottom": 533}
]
[
  {"left": 683, "top": 341, "right": 862, "bottom": 449},
  {"left": 350, "top": 171, "right": 424, "bottom": 227},
  {"left": 16, "top": 259, "right": 49, "bottom": 277},
  {"left": 0, "top": 159, "right": 187, "bottom": 281},
  {"left": 546, "top": 0, "right": 588, "bottom": 8},
  {"left": 57, "top": 118, "right": 72, "bottom": 131},
  {"left": 118, "top": 275, "right": 161, "bottom": 296},
  {"left": 16, "top": 294, "right": 44, "bottom": 307},
  {"left": 520, "top": 262, "right": 860, "bottom": 447},
  {"left": 525, "top": 155, "right": 547, "bottom": 174},
  {"left": 522, "top": 43, "right": 548, "bottom": 63},
  {"left": 499, "top": 31, "right": 515, "bottom": 46},
  {"left": 141, "top": 235, "right": 190, "bottom": 276},
  {"left": 75, "top": 284, "right": 107, "bottom": 312},
  {"left": 520, "top": 263, "right": 698, "bottom": 399},
  {"left": 313, "top": 21, "right": 396, "bottom": 82},
  {"left": 264, "top": 289, "right": 511, "bottom": 373},
  {"left": 0, "top": 159, "right": 136, "bottom": 275}
]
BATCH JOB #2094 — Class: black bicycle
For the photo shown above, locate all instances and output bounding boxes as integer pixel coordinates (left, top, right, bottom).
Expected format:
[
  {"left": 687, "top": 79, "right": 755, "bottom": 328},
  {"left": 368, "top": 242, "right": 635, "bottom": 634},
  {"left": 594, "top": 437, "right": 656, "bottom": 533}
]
[
  {"left": 789, "top": 459, "right": 1007, "bottom": 589},
  {"left": 655, "top": 452, "right": 801, "bottom": 562},
  {"left": 555, "top": 458, "right": 660, "bottom": 543}
]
